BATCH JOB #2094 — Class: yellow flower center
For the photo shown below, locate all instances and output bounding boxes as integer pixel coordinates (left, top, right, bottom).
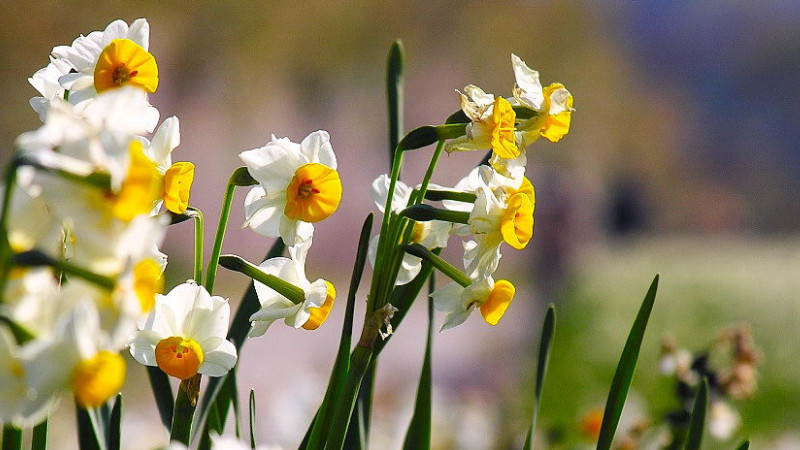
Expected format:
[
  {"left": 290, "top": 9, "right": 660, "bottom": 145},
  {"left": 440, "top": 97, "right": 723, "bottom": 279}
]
[
  {"left": 94, "top": 39, "right": 159, "bottom": 93},
  {"left": 499, "top": 192, "right": 534, "bottom": 250},
  {"left": 112, "top": 141, "right": 162, "bottom": 221},
  {"left": 155, "top": 337, "right": 204, "bottom": 380},
  {"left": 284, "top": 163, "right": 342, "bottom": 223},
  {"left": 133, "top": 259, "right": 163, "bottom": 312},
  {"left": 410, "top": 221, "right": 429, "bottom": 244},
  {"left": 72, "top": 351, "right": 126, "bottom": 408},
  {"left": 489, "top": 97, "right": 519, "bottom": 159},
  {"left": 539, "top": 83, "right": 573, "bottom": 143},
  {"left": 480, "top": 279, "right": 515, "bottom": 325},
  {"left": 163, "top": 162, "right": 195, "bottom": 214},
  {"left": 303, "top": 281, "right": 336, "bottom": 330}
]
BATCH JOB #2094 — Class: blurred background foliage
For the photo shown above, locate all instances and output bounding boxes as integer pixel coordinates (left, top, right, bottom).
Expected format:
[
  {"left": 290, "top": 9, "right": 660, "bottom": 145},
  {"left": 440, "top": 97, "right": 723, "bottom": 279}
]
[{"left": 1, "top": 1, "right": 798, "bottom": 448}]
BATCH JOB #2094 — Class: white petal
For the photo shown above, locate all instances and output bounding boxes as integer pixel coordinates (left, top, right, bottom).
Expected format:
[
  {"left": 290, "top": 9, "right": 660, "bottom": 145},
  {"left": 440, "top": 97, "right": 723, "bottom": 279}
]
[
  {"left": 300, "top": 130, "right": 337, "bottom": 169},
  {"left": 127, "top": 18, "right": 150, "bottom": 49},
  {"left": 511, "top": 54, "right": 544, "bottom": 110},
  {"left": 198, "top": 340, "right": 237, "bottom": 377},
  {"left": 371, "top": 174, "right": 411, "bottom": 213}
]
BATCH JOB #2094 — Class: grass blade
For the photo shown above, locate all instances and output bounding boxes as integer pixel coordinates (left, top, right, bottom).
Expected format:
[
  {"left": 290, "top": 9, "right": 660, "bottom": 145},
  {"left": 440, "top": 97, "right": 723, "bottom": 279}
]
[
  {"left": 2, "top": 425, "right": 21, "bottom": 450},
  {"left": 305, "top": 214, "right": 372, "bottom": 449},
  {"left": 524, "top": 304, "right": 556, "bottom": 450},
  {"left": 734, "top": 439, "right": 750, "bottom": 450},
  {"left": 31, "top": 418, "right": 49, "bottom": 450},
  {"left": 146, "top": 366, "right": 173, "bottom": 430},
  {"left": 401, "top": 275, "right": 435, "bottom": 450},
  {"left": 108, "top": 395, "right": 122, "bottom": 450},
  {"left": 387, "top": 40, "right": 404, "bottom": 170},
  {"left": 683, "top": 378, "right": 708, "bottom": 450},
  {"left": 76, "top": 406, "right": 104, "bottom": 450},
  {"left": 596, "top": 274, "right": 659, "bottom": 450},
  {"left": 249, "top": 390, "right": 257, "bottom": 449}
]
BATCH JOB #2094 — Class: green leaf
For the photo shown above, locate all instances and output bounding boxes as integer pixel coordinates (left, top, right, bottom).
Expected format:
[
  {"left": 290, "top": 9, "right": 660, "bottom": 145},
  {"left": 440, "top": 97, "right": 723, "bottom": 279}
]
[
  {"left": 401, "top": 276, "right": 435, "bottom": 450},
  {"left": 249, "top": 390, "right": 257, "bottom": 449},
  {"left": 31, "top": 418, "right": 49, "bottom": 450},
  {"left": 387, "top": 40, "right": 404, "bottom": 170},
  {"left": 305, "top": 214, "right": 372, "bottom": 449},
  {"left": 170, "top": 376, "right": 200, "bottom": 446},
  {"left": 683, "top": 378, "right": 708, "bottom": 450},
  {"left": 344, "top": 364, "right": 374, "bottom": 450},
  {"left": 397, "top": 124, "right": 467, "bottom": 151},
  {"left": 194, "top": 240, "right": 285, "bottom": 443},
  {"left": 524, "top": 304, "right": 556, "bottom": 450},
  {"left": 595, "top": 274, "right": 659, "bottom": 450},
  {"left": 734, "top": 439, "right": 750, "bottom": 450},
  {"left": 146, "top": 366, "right": 174, "bottom": 430},
  {"left": 108, "top": 395, "right": 122, "bottom": 450},
  {"left": 198, "top": 403, "right": 221, "bottom": 450},
  {"left": 2, "top": 425, "right": 22, "bottom": 450},
  {"left": 76, "top": 406, "right": 104, "bottom": 450}
]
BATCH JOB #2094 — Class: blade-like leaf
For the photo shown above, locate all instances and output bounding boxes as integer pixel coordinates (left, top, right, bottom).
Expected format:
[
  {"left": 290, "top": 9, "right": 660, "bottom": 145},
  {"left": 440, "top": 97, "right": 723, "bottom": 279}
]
[
  {"left": 596, "top": 274, "right": 659, "bottom": 450},
  {"left": 734, "top": 439, "right": 750, "bottom": 450},
  {"left": 108, "top": 395, "right": 122, "bottom": 450},
  {"left": 397, "top": 124, "right": 467, "bottom": 152},
  {"left": 2, "top": 425, "right": 22, "bottom": 450},
  {"left": 305, "top": 214, "right": 372, "bottom": 449},
  {"left": 387, "top": 40, "right": 404, "bottom": 169},
  {"left": 683, "top": 378, "right": 708, "bottom": 450},
  {"left": 249, "top": 390, "right": 257, "bottom": 449},
  {"left": 401, "top": 275, "right": 435, "bottom": 450},
  {"left": 524, "top": 304, "right": 556, "bottom": 450},
  {"left": 146, "top": 366, "right": 173, "bottom": 430},
  {"left": 31, "top": 418, "right": 49, "bottom": 450},
  {"left": 344, "top": 365, "right": 374, "bottom": 450},
  {"left": 76, "top": 406, "right": 103, "bottom": 450}
]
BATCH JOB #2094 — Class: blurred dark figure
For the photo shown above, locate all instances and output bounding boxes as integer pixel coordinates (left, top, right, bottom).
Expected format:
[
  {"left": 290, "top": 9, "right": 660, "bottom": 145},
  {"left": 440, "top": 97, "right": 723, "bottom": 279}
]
[{"left": 607, "top": 177, "right": 648, "bottom": 236}]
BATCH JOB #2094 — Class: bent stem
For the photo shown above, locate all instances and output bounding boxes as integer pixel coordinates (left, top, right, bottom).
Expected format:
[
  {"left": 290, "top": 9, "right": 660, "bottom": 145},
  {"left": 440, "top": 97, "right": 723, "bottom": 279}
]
[
  {"left": 205, "top": 170, "right": 241, "bottom": 293},
  {"left": 185, "top": 207, "right": 204, "bottom": 285}
]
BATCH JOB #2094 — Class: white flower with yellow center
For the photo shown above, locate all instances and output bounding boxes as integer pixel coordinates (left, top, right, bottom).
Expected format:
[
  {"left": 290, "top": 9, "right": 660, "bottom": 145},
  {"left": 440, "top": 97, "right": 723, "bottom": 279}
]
[
  {"left": 431, "top": 276, "right": 516, "bottom": 331},
  {"left": 445, "top": 85, "right": 519, "bottom": 160},
  {"left": 137, "top": 117, "right": 195, "bottom": 214},
  {"left": 53, "top": 19, "right": 158, "bottom": 105},
  {"left": 367, "top": 174, "right": 451, "bottom": 285},
  {"left": 249, "top": 239, "right": 337, "bottom": 337},
  {"left": 0, "top": 326, "right": 58, "bottom": 426},
  {"left": 240, "top": 131, "right": 342, "bottom": 246},
  {"left": 130, "top": 281, "right": 237, "bottom": 380},
  {"left": 511, "top": 54, "right": 574, "bottom": 146}
]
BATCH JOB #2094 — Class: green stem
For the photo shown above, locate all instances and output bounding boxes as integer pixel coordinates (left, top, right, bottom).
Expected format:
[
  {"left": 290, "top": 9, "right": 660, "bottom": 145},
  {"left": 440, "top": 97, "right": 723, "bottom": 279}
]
[
  {"left": 399, "top": 205, "right": 470, "bottom": 224},
  {"left": 170, "top": 375, "right": 201, "bottom": 446},
  {"left": 205, "top": 171, "right": 240, "bottom": 293},
  {"left": 410, "top": 141, "right": 444, "bottom": 205},
  {"left": 403, "top": 243, "right": 470, "bottom": 287},
  {"left": 218, "top": 254, "right": 305, "bottom": 304},
  {"left": 423, "top": 189, "right": 477, "bottom": 203},
  {"left": 185, "top": 207, "right": 204, "bottom": 285},
  {"left": 1, "top": 425, "right": 21, "bottom": 450},
  {"left": 12, "top": 251, "right": 116, "bottom": 290},
  {"left": 0, "top": 160, "right": 19, "bottom": 301},
  {"left": 327, "top": 345, "right": 374, "bottom": 450},
  {"left": 31, "top": 418, "right": 49, "bottom": 450}
]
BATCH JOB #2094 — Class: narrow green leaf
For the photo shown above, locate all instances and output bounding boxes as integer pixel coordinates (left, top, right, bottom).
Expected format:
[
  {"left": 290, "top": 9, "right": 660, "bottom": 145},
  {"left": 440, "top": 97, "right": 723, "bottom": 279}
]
[
  {"left": 108, "top": 395, "right": 122, "bottom": 450},
  {"left": 734, "top": 439, "right": 750, "bottom": 450},
  {"left": 387, "top": 40, "right": 404, "bottom": 170},
  {"left": 344, "top": 369, "right": 373, "bottom": 450},
  {"left": 305, "top": 214, "right": 372, "bottom": 449},
  {"left": 170, "top": 376, "right": 200, "bottom": 446},
  {"left": 401, "top": 275, "right": 435, "bottom": 450},
  {"left": 146, "top": 366, "right": 174, "bottom": 429},
  {"left": 198, "top": 403, "right": 221, "bottom": 450},
  {"left": 596, "top": 274, "right": 659, "bottom": 450},
  {"left": 2, "top": 425, "right": 21, "bottom": 450},
  {"left": 31, "top": 417, "right": 49, "bottom": 450},
  {"left": 232, "top": 369, "right": 242, "bottom": 439},
  {"left": 194, "top": 240, "right": 285, "bottom": 443},
  {"left": 524, "top": 304, "right": 556, "bottom": 450},
  {"left": 76, "top": 406, "right": 104, "bottom": 450},
  {"left": 683, "top": 378, "right": 708, "bottom": 450},
  {"left": 397, "top": 124, "right": 467, "bottom": 151},
  {"left": 249, "top": 390, "right": 257, "bottom": 449}
]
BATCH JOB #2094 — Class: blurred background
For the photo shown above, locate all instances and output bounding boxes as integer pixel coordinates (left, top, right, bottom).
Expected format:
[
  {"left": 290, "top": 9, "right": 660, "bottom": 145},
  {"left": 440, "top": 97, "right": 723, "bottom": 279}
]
[{"left": 2, "top": 0, "right": 799, "bottom": 448}]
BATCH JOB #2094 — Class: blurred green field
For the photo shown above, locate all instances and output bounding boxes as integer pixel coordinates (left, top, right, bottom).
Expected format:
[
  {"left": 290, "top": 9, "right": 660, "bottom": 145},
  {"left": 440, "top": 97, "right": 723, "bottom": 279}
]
[{"left": 529, "top": 236, "right": 800, "bottom": 448}]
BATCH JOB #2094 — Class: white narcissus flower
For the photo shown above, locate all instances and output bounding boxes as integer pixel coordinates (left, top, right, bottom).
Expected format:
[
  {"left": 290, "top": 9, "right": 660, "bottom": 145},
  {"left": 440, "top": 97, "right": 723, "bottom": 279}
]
[
  {"left": 367, "top": 175, "right": 451, "bottom": 285},
  {"left": 137, "top": 117, "right": 195, "bottom": 214},
  {"left": 431, "top": 276, "right": 516, "bottom": 331},
  {"left": 0, "top": 326, "right": 58, "bottom": 426},
  {"left": 511, "top": 54, "right": 574, "bottom": 146},
  {"left": 240, "top": 131, "right": 342, "bottom": 246},
  {"left": 708, "top": 401, "right": 741, "bottom": 440},
  {"left": 445, "top": 85, "right": 519, "bottom": 160},
  {"left": 248, "top": 239, "right": 336, "bottom": 337},
  {"left": 130, "top": 281, "right": 237, "bottom": 379},
  {"left": 53, "top": 18, "right": 158, "bottom": 105}
]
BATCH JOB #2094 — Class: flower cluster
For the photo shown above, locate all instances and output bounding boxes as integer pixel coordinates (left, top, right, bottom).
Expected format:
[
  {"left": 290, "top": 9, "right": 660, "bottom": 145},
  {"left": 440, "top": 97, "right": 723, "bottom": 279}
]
[{"left": 0, "top": 18, "right": 226, "bottom": 425}]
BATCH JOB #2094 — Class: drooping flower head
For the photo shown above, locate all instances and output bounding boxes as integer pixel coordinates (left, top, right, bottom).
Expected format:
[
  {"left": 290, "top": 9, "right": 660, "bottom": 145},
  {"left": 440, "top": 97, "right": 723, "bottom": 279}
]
[
  {"left": 130, "top": 281, "right": 237, "bottom": 379},
  {"left": 240, "top": 130, "right": 342, "bottom": 246},
  {"left": 431, "top": 276, "right": 516, "bottom": 331}
]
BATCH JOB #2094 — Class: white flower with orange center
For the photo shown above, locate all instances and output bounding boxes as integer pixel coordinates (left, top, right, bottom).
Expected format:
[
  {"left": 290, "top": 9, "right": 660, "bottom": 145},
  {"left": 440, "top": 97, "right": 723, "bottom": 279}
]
[
  {"left": 53, "top": 19, "right": 158, "bottom": 105},
  {"left": 240, "top": 130, "right": 342, "bottom": 246},
  {"left": 137, "top": 117, "right": 195, "bottom": 214},
  {"left": 445, "top": 85, "right": 519, "bottom": 160},
  {"left": 130, "top": 281, "right": 237, "bottom": 380},
  {"left": 511, "top": 54, "right": 574, "bottom": 146},
  {"left": 431, "top": 276, "right": 516, "bottom": 331},
  {"left": 248, "top": 239, "right": 336, "bottom": 337}
]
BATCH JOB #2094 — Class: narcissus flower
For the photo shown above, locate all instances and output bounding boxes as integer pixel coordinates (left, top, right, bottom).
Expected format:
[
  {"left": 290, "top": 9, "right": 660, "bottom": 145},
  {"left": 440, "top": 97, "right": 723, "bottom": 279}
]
[
  {"left": 445, "top": 85, "right": 519, "bottom": 160},
  {"left": 0, "top": 326, "right": 58, "bottom": 426},
  {"left": 249, "top": 240, "right": 336, "bottom": 337},
  {"left": 511, "top": 54, "right": 574, "bottom": 146},
  {"left": 130, "top": 281, "right": 237, "bottom": 379},
  {"left": 240, "top": 130, "right": 342, "bottom": 246},
  {"left": 53, "top": 19, "right": 157, "bottom": 105},
  {"left": 137, "top": 117, "right": 195, "bottom": 214},
  {"left": 431, "top": 276, "right": 516, "bottom": 331}
]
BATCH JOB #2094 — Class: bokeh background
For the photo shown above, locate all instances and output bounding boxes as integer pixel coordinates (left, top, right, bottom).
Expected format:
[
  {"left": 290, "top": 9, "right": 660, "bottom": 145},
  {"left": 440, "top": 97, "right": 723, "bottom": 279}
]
[{"left": 2, "top": 1, "right": 799, "bottom": 448}]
